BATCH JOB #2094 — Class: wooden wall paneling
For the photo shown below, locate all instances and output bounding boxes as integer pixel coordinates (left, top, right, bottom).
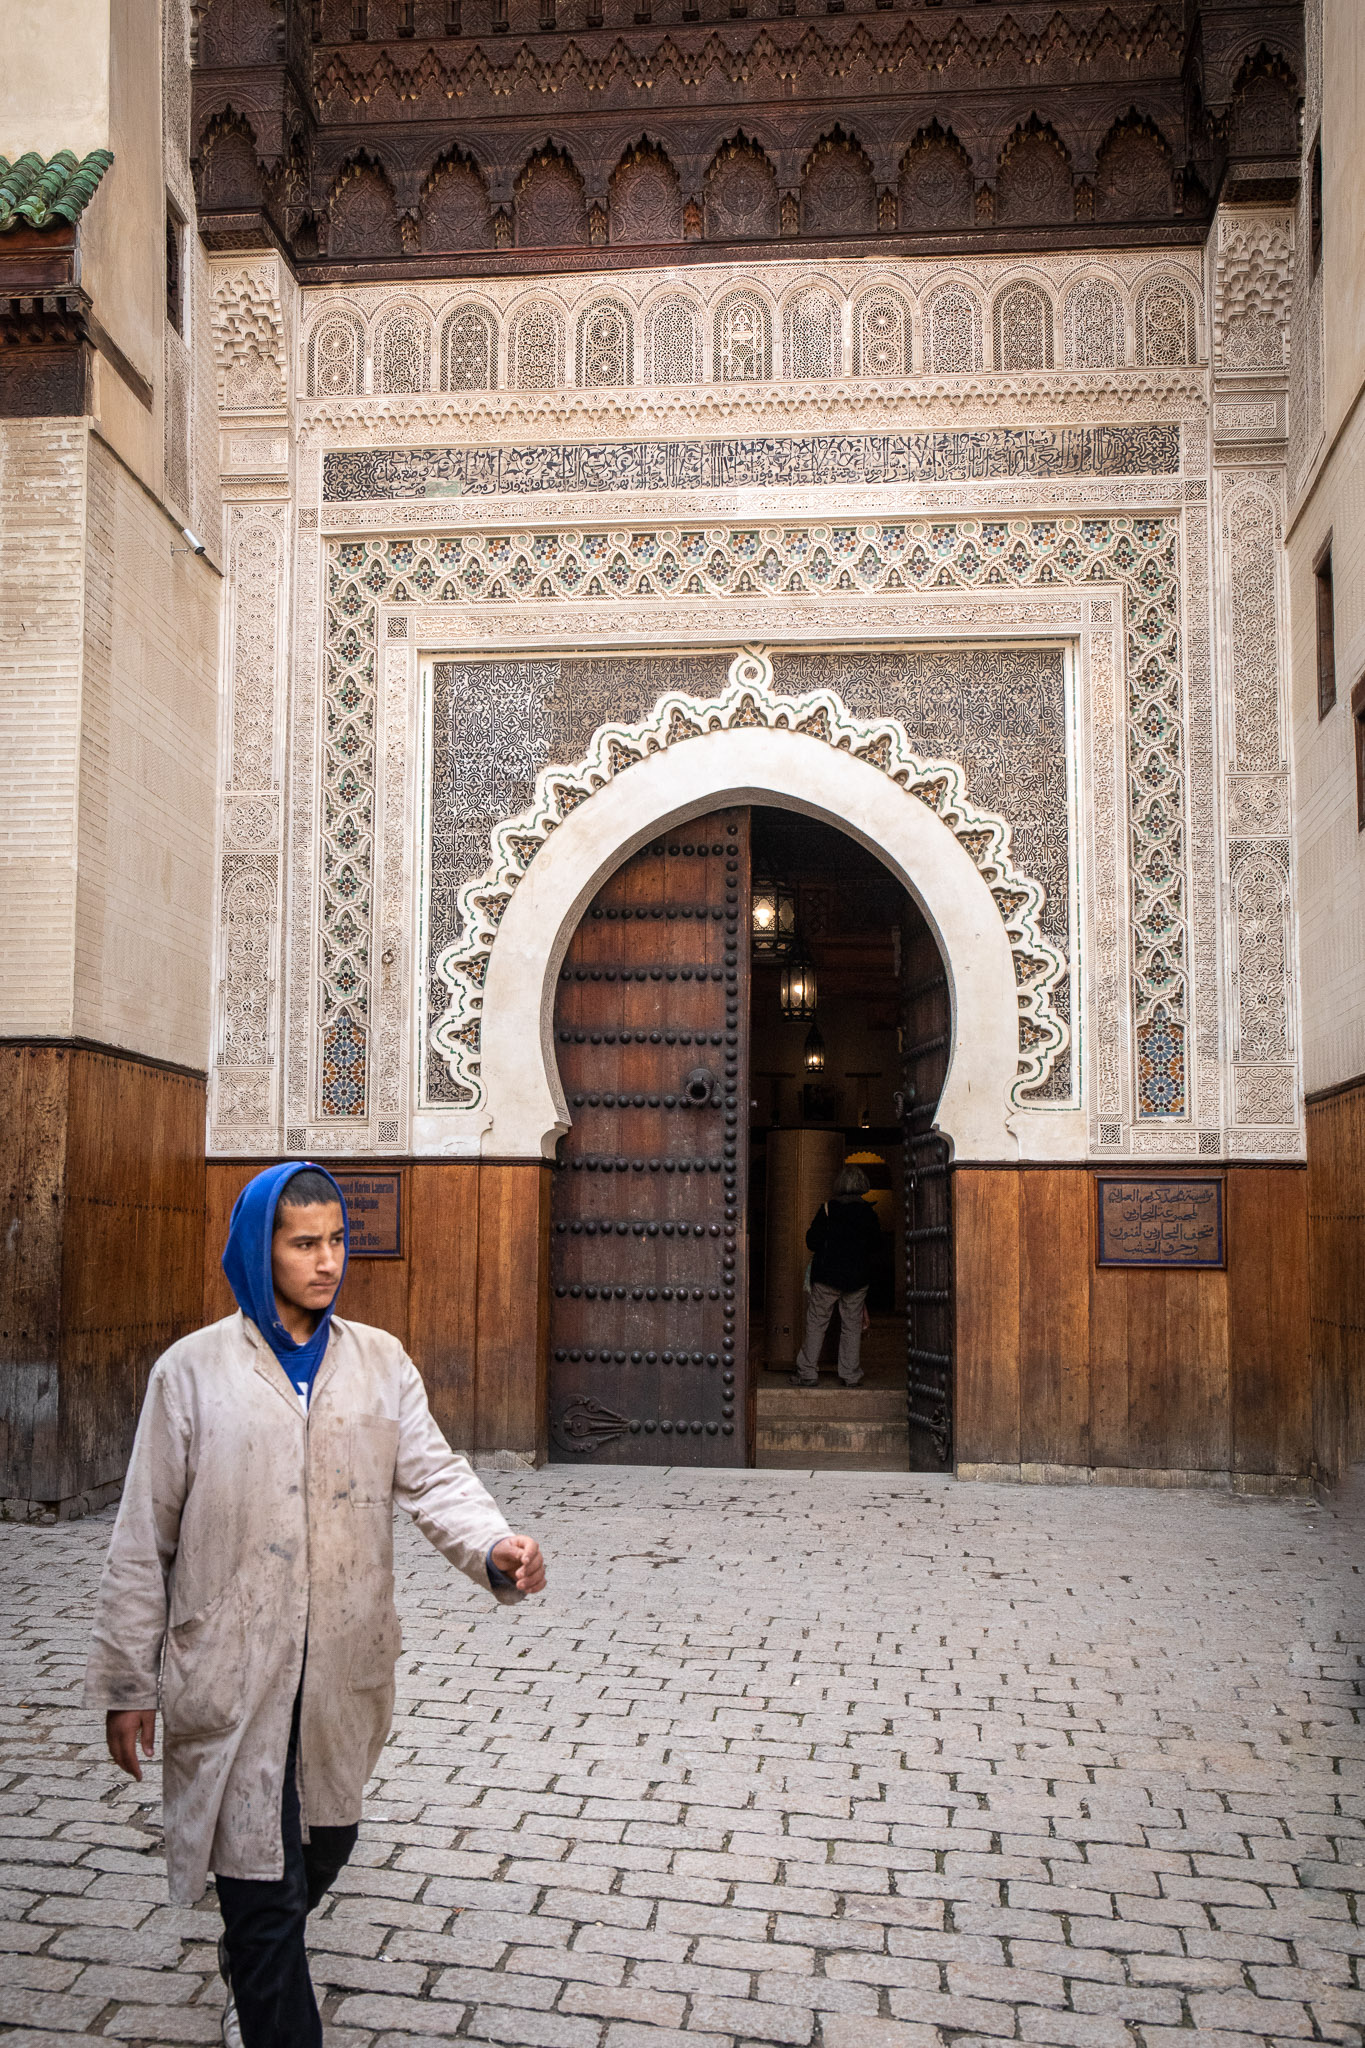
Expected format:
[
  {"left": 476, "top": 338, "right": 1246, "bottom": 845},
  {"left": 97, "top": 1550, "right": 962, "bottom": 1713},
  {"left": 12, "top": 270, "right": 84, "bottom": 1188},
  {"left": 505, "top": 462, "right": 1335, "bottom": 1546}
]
[
  {"left": 954, "top": 1168, "right": 1021, "bottom": 1467},
  {"left": 0, "top": 1046, "right": 68, "bottom": 1501},
  {"left": 1088, "top": 1255, "right": 1133, "bottom": 1469},
  {"left": 406, "top": 1161, "right": 481, "bottom": 1455},
  {"left": 204, "top": 1161, "right": 258, "bottom": 1322},
  {"left": 1161, "top": 1267, "right": 1230, "bottom": 1474},
  {"left": 61, "top": 1051, "right": 206, "bottom": 1499},
  {"left": 475, "top": 1162, "right": 550, "bottom": 1464},
  {"left": 1227, "top": 1167, "right": 1310, "bottom": 1477},
  {"left": 1017, "top": 1169, "right": 1090, "bottom": 1468},
  {"left": 336, "top": 1249, "right": 411, "bottom": 1350},
  {"left": 1308, "top": 1084, "right": 1365, "bottom": 1483}
]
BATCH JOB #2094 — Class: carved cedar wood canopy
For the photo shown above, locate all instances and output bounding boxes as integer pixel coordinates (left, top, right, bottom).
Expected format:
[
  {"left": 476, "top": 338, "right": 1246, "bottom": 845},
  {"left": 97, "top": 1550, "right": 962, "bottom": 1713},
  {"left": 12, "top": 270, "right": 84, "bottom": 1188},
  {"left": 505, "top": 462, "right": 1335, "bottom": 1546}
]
[{"left": 192, "top": 0, "right": 1304, "bottom": 279}]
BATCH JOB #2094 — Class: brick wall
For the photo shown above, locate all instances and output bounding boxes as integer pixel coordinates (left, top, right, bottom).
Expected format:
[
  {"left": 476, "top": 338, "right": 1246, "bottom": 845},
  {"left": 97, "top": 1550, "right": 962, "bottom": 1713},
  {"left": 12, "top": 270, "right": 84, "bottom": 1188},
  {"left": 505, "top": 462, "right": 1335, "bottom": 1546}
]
[
  {"left": 0, "top": 419, "right": 221, "bottom": 1073},
  {"left": 0, "top": 421, "right": 87, "bottom": 1037}
]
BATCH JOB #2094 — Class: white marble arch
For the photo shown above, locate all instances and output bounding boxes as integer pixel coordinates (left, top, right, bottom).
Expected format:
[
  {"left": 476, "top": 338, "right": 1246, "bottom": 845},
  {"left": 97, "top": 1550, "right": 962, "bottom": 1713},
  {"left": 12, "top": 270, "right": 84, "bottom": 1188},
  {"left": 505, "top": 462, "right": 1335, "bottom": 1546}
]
[{"left": 459, "top": 725, "right": 1052, "bottom": 1166}]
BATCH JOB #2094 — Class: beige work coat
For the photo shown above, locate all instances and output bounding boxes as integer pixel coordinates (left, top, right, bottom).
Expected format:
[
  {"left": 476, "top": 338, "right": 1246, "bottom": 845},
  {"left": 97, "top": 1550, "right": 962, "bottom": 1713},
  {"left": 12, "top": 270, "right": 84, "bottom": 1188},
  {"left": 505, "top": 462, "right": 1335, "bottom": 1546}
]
[{"left": 84, "top": 1311, "right": 524, "bottom": 1903}]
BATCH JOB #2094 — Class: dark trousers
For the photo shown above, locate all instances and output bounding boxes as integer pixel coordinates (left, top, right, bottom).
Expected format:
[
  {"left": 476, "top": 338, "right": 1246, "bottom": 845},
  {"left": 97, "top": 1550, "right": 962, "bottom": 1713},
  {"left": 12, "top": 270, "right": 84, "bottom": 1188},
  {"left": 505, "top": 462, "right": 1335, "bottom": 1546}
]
[{"left": 215, "top": 1695, "right": 358, "bottom": 2048}]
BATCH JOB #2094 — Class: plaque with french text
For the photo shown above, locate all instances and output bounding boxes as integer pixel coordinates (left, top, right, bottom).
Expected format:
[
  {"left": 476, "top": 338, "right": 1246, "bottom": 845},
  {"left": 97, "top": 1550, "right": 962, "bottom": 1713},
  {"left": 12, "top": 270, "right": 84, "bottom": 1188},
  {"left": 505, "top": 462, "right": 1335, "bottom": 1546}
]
[
  {"left": 1095, "top": 1176, "right": 1225, "bottom": 1269},
  {"left": 331, "top": 1172, "right": 402, "bottom": 1258}
]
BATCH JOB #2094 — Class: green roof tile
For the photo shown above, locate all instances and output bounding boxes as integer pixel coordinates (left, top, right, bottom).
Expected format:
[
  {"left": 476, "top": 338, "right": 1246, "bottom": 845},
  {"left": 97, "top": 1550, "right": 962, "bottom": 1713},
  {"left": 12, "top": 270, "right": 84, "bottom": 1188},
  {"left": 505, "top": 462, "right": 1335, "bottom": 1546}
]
[{"left": 0, "top": 150, "right": 114, "bottom": 233}]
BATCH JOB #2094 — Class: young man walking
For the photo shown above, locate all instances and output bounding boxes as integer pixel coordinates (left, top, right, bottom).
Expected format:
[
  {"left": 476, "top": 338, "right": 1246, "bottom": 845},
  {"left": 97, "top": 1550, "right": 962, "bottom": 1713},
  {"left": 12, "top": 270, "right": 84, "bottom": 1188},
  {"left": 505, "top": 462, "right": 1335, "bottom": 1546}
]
[{"left": 85, "top": 1163, "right": 546, "bottom": 2048}]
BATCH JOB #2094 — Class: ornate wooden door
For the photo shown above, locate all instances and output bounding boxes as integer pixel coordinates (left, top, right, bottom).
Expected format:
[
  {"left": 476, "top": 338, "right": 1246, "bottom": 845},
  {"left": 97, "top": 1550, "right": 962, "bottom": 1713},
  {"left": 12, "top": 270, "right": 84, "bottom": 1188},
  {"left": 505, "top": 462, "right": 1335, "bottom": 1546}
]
[
  {"left": 900, "top": 911, "right": 954, "bottom": 1466},
  {"left": 549, "top": 809, "right": 749, "bottom": 1465}
]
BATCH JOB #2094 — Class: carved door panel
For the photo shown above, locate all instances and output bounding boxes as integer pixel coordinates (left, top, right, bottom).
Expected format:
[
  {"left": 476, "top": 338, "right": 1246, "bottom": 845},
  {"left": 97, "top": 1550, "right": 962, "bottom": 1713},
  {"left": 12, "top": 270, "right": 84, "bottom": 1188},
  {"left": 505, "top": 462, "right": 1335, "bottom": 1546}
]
[
  {"left": 549, "top": 810, "right": 749, "bottom": 1464},
  {"left": 900, "top": 912, "right": 954, "bottom": 1466}
]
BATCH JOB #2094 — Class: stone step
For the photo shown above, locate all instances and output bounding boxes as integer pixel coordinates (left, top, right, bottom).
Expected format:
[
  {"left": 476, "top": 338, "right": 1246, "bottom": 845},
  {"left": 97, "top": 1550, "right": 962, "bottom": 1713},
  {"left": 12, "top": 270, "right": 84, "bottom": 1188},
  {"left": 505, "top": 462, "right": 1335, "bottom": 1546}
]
[{"left": 754, "top": 1383, "right": 909, "bottom": 1463}]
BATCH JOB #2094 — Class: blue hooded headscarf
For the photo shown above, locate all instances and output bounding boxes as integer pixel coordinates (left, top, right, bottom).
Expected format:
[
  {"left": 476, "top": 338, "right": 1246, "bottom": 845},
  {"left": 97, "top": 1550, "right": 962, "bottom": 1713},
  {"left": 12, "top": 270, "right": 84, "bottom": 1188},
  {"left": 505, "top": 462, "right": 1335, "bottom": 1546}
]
[{"left": 222, "top": 1162, "right": 349, "bottom": 1400}]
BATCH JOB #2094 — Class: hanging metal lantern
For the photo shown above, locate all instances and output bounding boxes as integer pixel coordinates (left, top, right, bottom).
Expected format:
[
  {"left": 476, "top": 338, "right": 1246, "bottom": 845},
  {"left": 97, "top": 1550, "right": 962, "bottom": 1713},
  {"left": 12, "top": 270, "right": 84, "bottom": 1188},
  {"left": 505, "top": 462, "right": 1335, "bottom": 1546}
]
[
  {"left": 803, "top": 1021, "right": 826, "bottom": 1074},
  {"left": 750, "top": 871, "right": 797, "bottom": 956},
  {"left": 780, "top": 944, "right": 818, "bottom": 1021}
]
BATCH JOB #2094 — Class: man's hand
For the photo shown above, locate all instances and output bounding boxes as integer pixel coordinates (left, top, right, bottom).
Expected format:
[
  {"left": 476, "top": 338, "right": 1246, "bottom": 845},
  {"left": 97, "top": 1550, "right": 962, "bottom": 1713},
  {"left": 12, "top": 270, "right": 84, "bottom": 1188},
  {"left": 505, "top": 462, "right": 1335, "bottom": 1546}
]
[
  {"left": 106, "top": 1710, "right": 157, "bottom": 1781},
  {"left": 490, "top": 1533, "right": 546, "bottom": 1594}
]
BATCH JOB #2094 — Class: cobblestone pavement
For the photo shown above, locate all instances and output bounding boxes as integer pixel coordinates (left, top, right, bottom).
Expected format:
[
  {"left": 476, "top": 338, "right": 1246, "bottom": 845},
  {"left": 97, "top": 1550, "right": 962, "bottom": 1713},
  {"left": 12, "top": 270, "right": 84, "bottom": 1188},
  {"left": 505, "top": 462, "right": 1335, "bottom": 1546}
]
[{"left": 0, "top": 1467, "right": 1362, "bottom": 2048}]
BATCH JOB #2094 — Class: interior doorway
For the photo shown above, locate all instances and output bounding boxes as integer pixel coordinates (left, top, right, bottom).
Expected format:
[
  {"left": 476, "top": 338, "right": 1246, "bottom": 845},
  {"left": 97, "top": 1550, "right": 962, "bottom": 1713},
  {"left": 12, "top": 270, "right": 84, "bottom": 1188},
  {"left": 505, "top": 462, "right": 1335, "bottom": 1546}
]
[
  {"left": 746, "top": 808, "right": 950, "bottom": 1473},
  {"left": 546, "top": 802, "right": 953, "bottom": 1471}
]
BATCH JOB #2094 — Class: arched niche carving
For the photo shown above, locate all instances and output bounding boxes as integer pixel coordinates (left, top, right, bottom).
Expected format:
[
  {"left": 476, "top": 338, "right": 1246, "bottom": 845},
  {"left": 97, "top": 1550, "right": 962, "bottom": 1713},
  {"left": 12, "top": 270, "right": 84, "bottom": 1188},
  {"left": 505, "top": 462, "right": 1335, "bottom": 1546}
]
[
  {"left": 419, "top": 152, "right": 493, "bottom": 252},
  {"left": 783, "top": 285, "right": 841, "bottom": 380},
  {"left": 508, "top": 299, "right": 565, "bottom": 389},
  {"left": 898, "top": 123, "right": 974, "bottom": 230},
  {"left": 713, "top": 288, "right": 772, "bottom": 381},
  {"left": 645, "top": 295, "right": 704, "bottom": 384},
  {"left": 800, "top": 131, "right": 875, "bottom": 238},
  {"left": 1063, "top": 278, "right": 1124, "bottom": 369},
  {"left": 374, "top": 304, "right": 431, "bottom": 395},
  {"left": 307, "top": 308, "right": 364, "bottom": 396},
  {"left": 1229, "top": 49, "right": 1301, "bottom": 158},
  {"left": 515, "top": 147, "right": 588, "bottom": 249},
  {"left": 1136, "top": 276, "right": 1197, "bottom": 366},
  {"left": 327, "top": 157, "right": 402, "bottom": 260},
  {"left": 852, "top": 288, "right": 910, "bottom": 378},
  {"left": 704, "top": 138, "right": 779, "bottom": 242},
  {"left": 1094, "top": 116, "right": 1173, "bottom": 221},
  {"left": 923, "top": 281, "right": 983, "bottom": 374},
  {"left": 576, "top": 298, "right": 633, "bottom": 387},
  {"left": 993, "top": 280, "right": 1053, "bottom": 370},
  {"left": 995, "top": 120, "right": 1073, "bottom": 226},
  {"left": 440, "top": 302, "right": 498, "bottom": 391},
  {"left": 609, "top": 143, "right": 682, "bottom": 244},
  {"left": 197, "top": 112, "right": 263, "bottom": 211}
]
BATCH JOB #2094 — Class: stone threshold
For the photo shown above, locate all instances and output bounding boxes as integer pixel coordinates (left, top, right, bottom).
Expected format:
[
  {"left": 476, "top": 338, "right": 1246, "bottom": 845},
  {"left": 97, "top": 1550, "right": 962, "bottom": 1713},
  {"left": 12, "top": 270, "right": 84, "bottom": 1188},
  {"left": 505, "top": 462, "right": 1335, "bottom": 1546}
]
[{"left": 957, "top": 1461, "right": 1316, "bottom": 1496}]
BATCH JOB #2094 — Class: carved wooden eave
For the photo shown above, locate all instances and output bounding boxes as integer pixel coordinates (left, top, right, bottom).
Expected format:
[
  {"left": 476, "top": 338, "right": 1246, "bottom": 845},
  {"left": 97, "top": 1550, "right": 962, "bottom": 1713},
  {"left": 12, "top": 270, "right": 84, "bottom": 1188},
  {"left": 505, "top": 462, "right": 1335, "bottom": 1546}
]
[{"left": 190, "top": 0, "right": 1304, "bottom": 280}]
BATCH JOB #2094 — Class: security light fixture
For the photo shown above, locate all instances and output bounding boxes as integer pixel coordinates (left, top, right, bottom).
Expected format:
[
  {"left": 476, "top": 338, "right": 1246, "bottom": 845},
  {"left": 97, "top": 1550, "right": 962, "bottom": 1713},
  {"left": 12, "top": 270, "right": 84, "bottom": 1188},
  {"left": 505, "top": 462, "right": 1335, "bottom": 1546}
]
[
  {"left": 803, "top": 1021, "right": 826, "bottom": 1073},
  {"left": 750, "top": 871, "right": 797, "bottom": 956},
  {"left": 780, "top": 943, "right": 818, "bottom": 1021}
]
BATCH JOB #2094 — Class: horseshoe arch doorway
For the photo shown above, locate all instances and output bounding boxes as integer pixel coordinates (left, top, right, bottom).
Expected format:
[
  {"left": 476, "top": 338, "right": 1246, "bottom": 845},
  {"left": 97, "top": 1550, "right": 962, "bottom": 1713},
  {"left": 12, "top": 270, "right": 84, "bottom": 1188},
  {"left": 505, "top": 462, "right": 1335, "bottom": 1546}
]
[{"left": 546, "top": 804, "right": 953, "bottom": 1470}]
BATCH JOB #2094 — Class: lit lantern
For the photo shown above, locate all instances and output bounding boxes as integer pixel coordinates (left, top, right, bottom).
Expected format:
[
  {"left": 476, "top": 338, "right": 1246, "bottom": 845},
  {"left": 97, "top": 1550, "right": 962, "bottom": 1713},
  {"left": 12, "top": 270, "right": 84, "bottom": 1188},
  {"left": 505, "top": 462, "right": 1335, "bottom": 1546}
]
[
  {"left": 750, "top": 871, "right": 797, "bottom": 956},
  {"left": 780, "top": 944, "right": 818, "bottom": 1021},
  {"left": 803, "top": 1022, "right": 826, "bottom": 1073}
]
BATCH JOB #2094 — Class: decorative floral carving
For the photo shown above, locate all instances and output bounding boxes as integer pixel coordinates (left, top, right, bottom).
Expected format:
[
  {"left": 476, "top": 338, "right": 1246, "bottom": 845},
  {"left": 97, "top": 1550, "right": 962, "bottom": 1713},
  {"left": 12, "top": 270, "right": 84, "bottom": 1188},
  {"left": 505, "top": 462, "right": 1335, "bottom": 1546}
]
[{"left": 1094, "top": 118, "right": 1173, "bottom": 221}]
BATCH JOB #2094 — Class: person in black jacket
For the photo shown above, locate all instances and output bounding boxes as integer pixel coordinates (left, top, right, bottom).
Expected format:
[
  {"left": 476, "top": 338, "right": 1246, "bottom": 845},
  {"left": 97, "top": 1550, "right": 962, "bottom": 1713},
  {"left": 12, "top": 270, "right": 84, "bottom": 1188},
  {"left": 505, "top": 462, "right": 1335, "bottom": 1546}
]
[{"left": 792, "top": 1164, "right": 884, "bottom": 1387}]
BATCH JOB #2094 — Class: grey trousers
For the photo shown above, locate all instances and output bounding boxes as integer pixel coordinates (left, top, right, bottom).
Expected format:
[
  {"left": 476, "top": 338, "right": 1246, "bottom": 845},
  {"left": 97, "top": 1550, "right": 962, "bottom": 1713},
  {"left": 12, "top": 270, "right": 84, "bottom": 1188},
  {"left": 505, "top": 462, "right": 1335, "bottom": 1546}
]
[{"left": 794, "top": 1282, "right": 869, "bottom": 1384}]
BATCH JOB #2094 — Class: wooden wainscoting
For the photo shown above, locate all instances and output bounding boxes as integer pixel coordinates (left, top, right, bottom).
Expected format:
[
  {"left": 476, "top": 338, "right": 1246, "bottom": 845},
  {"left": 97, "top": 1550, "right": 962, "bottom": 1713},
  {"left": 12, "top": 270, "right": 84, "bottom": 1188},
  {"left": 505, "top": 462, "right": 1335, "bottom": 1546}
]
[
  {"left": 204, "top": 1159, "right": 549, "bottom": 1465},
  {"left": 1307, "top": 1076, "right": 1365, "bottom": 1486},
  {"left": 955, "top": 1165, "right": 1311, "bottom": 1486},
  {"left": 1, "top": 1042, "right": 206, "bottom": 1508}
]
